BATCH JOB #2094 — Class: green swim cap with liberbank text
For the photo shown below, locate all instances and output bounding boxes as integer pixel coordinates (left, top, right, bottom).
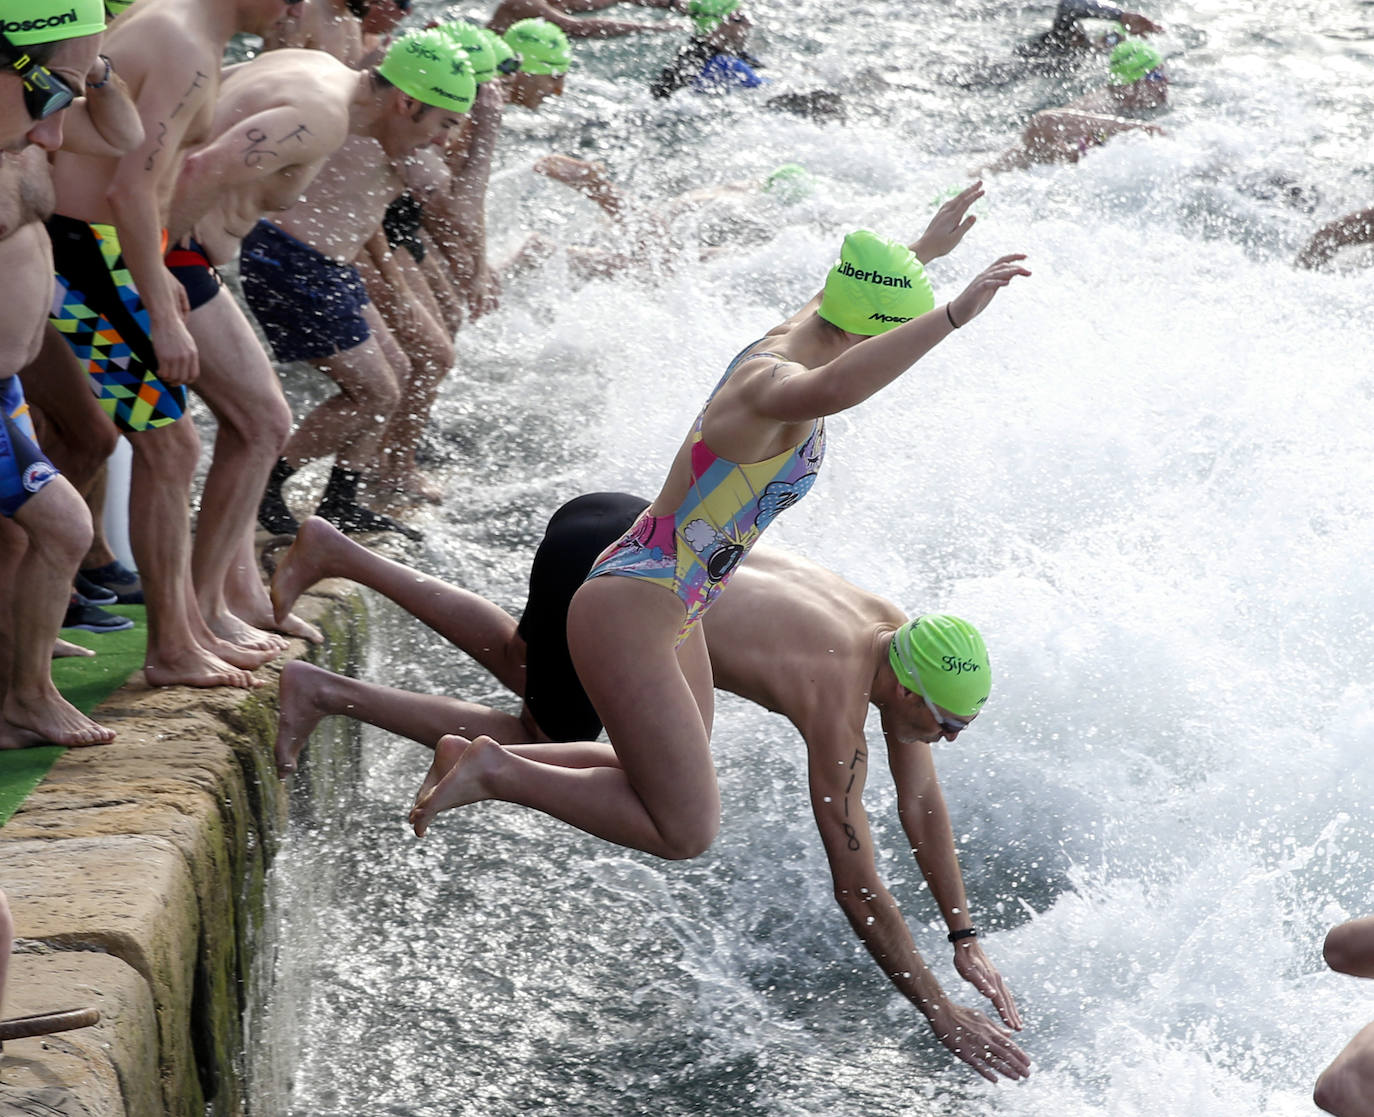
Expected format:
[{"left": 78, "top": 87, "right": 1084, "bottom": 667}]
[
  {"left": 504, "top": 18, "right": 570, "bottom": 76},
  {"left": 379, "top": 27, "right": 477, "bottom": 113},
  {"left": 817, "top": 230, "right": 934, "bottom": 336},
  {"left": 1109, "top": 40, "right": 1162, "bottom": 85},
  {"left": 688, "top": 0, "right": 740, "bottom": 35},
  {"left": 889, "top": 615, "right": 991, "bottom": 719},
  {"left": 2, "top": 0, "right": 105, "bottom": 44}
]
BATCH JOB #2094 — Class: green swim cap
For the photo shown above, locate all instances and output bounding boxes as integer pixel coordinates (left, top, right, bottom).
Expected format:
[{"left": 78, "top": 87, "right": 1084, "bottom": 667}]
[
  {"left": 476, "top": 25, "right": 518, "bottom": 74},
  {"left": 104, "top": 0, "right": 133, "bottom": 18},
  {"left": 439, "top": 20, "right": 496, "bottom": 83},
  {"left": 1, "top": 0, "right": 105, "bottom": 44},
  {"left": 889, "top": 615, "right": 991, "bottom": 719},
  {"left": 1108, "top": 40, "right": 1162, "bottom": 85},
  {"left": 817, "top": 230, "right": 935, "bottom": 336},
  {"left": 763, "top": 163, "right": 815, "bottom": 205},
  {"left": 504, "top": 18, "right": 570, "bottom": 76},
  {"left": 379, "top": 28, "right": 477, "bottom": 113},
  {"left": 688, "top": 0, "right": 740, "bottom": 35}
]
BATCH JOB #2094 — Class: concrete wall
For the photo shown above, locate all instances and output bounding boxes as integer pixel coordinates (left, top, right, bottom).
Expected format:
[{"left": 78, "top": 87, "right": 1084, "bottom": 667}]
[{"left": 0, "top": 580, "right": 363, "bottom": 1117}]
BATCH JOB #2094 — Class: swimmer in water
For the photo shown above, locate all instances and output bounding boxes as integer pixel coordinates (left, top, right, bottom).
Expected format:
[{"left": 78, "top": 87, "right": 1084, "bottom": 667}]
[
  {"left": 488, "top": 0, "right": 683, "bottom": 39},
  {"left": 978, "top": 40, "right": 1168, "bottom": 174},
  {"left": 403, "top": 188, "right": 1029, "bottom": 880},
  {"left": 1315, "top": 916, "right": 1374, "bottom": 1115}
]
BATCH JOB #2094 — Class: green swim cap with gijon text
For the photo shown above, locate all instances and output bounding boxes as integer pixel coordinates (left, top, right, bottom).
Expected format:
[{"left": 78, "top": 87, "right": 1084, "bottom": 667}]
[
  {"left": 379, "top": 27, "right": 477, "bottom": 113},
  {"left": 439, "top": 20, "right": 497, "bottom": 83},
  {"left": 1, "top": 0, "right": 105, "bottom": 44},
  {"left": 504, "top": 17, "right": 571, "bottom": 76},
  {"left": 817, "top": 229, "right": 935, "bottom": 336},
  {"left": 889, "top": 615, "right": 991, "bottom": 720}
]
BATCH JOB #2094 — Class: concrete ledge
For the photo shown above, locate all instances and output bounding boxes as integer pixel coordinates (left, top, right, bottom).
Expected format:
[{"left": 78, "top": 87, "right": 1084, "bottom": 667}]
[{"left": 0, "top": 580, "right": 364, "bottom": 1117}]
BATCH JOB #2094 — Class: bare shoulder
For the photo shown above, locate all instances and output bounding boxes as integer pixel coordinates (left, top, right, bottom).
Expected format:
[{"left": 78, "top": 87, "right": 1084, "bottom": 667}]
[{"left": 107, "top": 6, "right": 213, "bottom": 79}]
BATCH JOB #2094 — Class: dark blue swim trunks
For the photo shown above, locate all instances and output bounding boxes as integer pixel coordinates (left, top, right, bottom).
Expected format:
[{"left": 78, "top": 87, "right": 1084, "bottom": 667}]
[
  {"left": 0, "top": 375, "right": 60, "bottom": 518},
  {"left": 239, "top": 220, "right": 372, "bottom": 364}
]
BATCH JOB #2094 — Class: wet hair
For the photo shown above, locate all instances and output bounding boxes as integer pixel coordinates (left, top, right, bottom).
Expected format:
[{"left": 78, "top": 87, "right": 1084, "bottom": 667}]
[{"left": 346, "top": 0, "right": 369, "bottom": 17}]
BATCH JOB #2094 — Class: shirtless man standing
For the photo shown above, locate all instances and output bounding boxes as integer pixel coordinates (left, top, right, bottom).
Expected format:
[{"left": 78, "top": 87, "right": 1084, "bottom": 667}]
[
  {"left": 0, "top": 0, "right": 136, "bottom": 745},
  {"left": 267, "top": 496, "right": 1031, "bottom": 1084},
  {"left": 243, "top": 27, "right": 475, "bottom": 539},
  {"left": 44, "top": 0, "right": 302, "bottom": 688},
  {"left": 167, "top": 45, "right": 416, "bottom": 644}
]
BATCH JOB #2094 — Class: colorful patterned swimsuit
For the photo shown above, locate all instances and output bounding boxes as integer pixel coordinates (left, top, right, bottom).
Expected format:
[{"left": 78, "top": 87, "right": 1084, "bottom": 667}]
[{"left": 585, "top": 339, "right": 826, "bottom": 645}]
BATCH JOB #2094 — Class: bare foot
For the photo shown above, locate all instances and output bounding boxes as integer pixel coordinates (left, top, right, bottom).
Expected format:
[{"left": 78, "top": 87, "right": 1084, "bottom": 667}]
[
  {"left": 144, "top": 645, "right": 262, "bottom": 689},
  {"left": 205, "top": 608, "right": 289, "bottom": 655},
  {"left": 52, "top": 638, "right": 95, "bottom": 659},
  {"left": 199, "top": 629, "right": 279, "bottom": 671},
  {"left": 410, "top": 734, "right": 499, "bottom": 837},
  {"left": 274, "top": 660, "right": 329, "bottom": 778},
  {"left": 1, "top": 690, "right": 116, "bottom": 748},
  {"left": 269, "top": 516, "right": 341, "bottom": 625}
]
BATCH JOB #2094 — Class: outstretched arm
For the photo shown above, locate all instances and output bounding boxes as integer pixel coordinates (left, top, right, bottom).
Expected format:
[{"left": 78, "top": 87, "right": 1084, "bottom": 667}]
[
  {"left": 889, "top": 737, "right": 1021, "bottom": 1029},
  {"left": 807, "top": 726, "right": 1030, "bottom": 1082},
  {"left": 1296, "top": 207, "right": 1374, "bottom": 269},
  {"left": 745, "top": 254, "right": 1030, "bottom": 424},
  {"left": 529, "top": 0, "right": 676, "bottom": 36}
]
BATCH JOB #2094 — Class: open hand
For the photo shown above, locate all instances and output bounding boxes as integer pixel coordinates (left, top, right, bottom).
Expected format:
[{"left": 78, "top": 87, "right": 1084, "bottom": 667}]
[
  {"left": 926, "top": 1002, "right": 1032, "bottom": 1083},
  {"left": 910, "top": 180, "right": 984, "bottom": 263},
  {"left": 947, "top": 254, "right": 1030, "bottom": 328},
  {"left": 953, "top": 939, "right": 1023, "bottom": 1030}
]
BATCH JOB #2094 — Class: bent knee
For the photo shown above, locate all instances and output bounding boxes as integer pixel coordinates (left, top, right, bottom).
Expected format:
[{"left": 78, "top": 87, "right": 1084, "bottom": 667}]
[
  {"left": 1315, "top": 1061, "right": 1365, "bottom": 1116},
  {"left": 656, "top": 813, "right": 719, "bottom": 861}
]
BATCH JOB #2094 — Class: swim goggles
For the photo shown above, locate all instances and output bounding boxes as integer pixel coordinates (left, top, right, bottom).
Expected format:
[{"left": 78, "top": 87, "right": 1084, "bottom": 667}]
[
  {"left": 496, "top": 55, "right": 520, "bottom": 75},
  {"left": 0, "top": 29, "right": 77, "bottom": 121},
  {"left": 920, "top": 692, "right": 971, "bottom": 738},
  {"left": 905, "top": 661, "right": 972, "bottom": 737},
  {"left": 1144, "top": 67, "right": 1167, "bottom": 82}
]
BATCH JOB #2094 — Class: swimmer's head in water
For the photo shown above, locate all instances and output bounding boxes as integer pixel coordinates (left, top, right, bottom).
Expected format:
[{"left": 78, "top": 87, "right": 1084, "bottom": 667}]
[
  {"left": 817, "top": 230, "right": 934, "bottom": 336},
  {"left": 763, "top": 163, "right": 815, "bottom": 205},
  {"left": 476, "top": 25, "right": 520, "bottom": 75},
  {"left": 1, "top": 0, "right": 105, "bottom": 43},
  {"left": 103, "top": 0, "right": 133, "bottom": 18},
  {"left": 439, "top": 20, "right": 497, "bottom": 83},
  {"left": 379, "top": 28, "right": 477, "bottom": 113},
  {"left": 688, "top": 0, "right": 740, "bottom": 36},
  {"left": 889, "top": 615, "right": 991, "bottom": 721},
  {"left": 504, "top": 18, "right": 570, "bottom": 76},
  {"left": 1109, "top": 40, "right": 1163, "bottom": 85}
]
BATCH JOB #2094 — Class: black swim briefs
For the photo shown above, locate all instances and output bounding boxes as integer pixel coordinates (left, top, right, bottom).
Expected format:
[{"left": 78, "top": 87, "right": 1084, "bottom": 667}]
[{"left": 518, "top": 491, "right": 649, "bottom": 742}]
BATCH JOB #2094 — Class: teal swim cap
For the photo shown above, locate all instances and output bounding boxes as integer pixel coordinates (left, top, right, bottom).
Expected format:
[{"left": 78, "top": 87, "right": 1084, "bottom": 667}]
[
  {"left": 889, "top": 615, "right": 991, "bottom": 719},
  {"left": 1, "top": 0, "right": 105, "bottom": 44},
  {"left": 817, "top": 230, "right": 935, "bottom": 336},
  {"left": 1109, "top": 40, "right": 1162, "bottom": 85},
  {"left": 504, "top": 18, "right": 570, "bottom": 76},
  {"left": 763, "top": 163, "right": 815, "bottom": 205},
  {"left": 688, "top": 0, "right": 740, "bottom": 35},
  {"left": 379, "top": 28, "right": 477, "bottom": 113},
  {"left": 439, "top": 20, "right": 496, "bottom": 83}
]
